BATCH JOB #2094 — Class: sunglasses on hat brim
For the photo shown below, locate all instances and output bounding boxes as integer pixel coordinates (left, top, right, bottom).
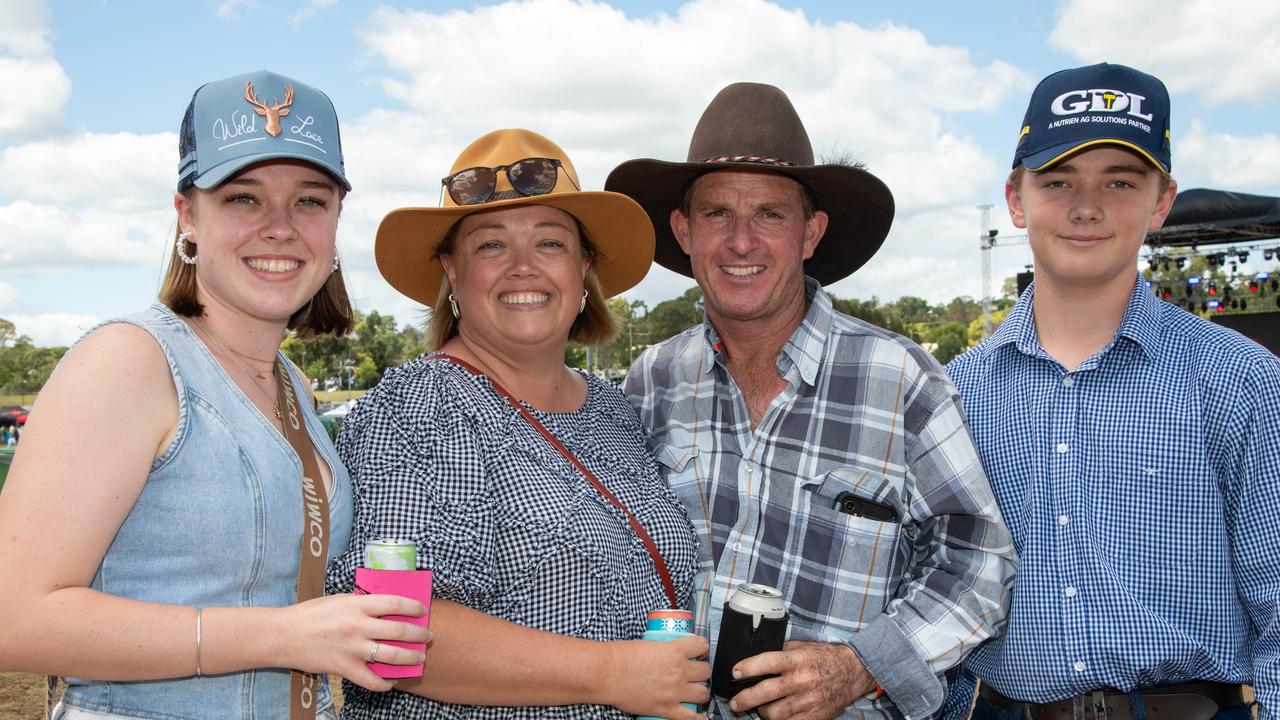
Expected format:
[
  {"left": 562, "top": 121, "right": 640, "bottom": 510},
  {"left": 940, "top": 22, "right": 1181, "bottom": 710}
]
[{"left": 441, "top": 157, "right": 579, "bottom": 206}]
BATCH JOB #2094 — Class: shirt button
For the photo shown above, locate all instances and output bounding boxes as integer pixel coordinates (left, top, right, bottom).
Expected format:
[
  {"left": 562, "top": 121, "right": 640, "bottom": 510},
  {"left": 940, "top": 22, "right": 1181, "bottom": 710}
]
[
  {"left": 744, "top": 463, "right": 755, "bottom": 473},
  {"left": 1065, "top": 586, "right": 1077, "bottom": 598},
  {"left": 1074, "top": 661, "right": 1086, "bottom": 672},
  {"left": 1062, "top": 376, "right": 1074, "bottom": 387},
  {"left": 1056, "top": 442, "right": 1069, "bottom": 454},
  {"left": 732, "top": 542, "right": 742, "bottom": 552},
  {"left": 1058, "top": 514, "right": 1070, "bottom": 526}
]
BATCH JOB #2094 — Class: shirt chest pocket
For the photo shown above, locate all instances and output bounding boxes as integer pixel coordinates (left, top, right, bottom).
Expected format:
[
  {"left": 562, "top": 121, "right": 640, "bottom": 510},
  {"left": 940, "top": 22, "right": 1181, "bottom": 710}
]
[
  {"left": 1090, "top": 447, "right": 1216, "bottom": 568},
  {"left": 654, "top": 442, "right": 712, "bottom": 568},
  {"left": 791, "top": 467, "right": 908, "bottom": 631}
]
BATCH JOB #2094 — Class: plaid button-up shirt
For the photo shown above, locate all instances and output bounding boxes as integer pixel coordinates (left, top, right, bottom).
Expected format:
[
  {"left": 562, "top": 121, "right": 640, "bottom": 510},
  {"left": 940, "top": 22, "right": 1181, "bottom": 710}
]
[
  {"left": 624, "top": 278, "right": 1016, "bottom": 720},
  {"left": 943, "top": 278, "right": 1280, "bottom": 717}
]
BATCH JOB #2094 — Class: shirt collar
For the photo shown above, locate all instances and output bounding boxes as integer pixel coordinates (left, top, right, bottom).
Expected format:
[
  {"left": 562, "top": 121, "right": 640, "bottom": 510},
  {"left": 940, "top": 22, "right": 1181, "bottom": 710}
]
[
  {"left": 982, "top": 274, "right": 1162, "bottom": 362},
  {"left": 701, "top": 276, "right": 831, "bottom": 386}
]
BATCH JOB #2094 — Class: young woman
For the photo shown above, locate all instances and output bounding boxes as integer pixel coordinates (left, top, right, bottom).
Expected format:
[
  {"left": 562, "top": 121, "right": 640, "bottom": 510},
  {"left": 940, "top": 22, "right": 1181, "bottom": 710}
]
[{"left": 0, "top": 70, "right": 428, "bottom": 720}]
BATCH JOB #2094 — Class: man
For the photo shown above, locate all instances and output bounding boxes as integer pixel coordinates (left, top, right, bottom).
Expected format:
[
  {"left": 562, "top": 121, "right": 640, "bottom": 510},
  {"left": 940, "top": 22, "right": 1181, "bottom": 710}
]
[
  {"left": 607, "top": 82, "right": 1016, "bottom": 720},
  {"left": 943, "top": 63, "right": 1280, "bottom": 720}
]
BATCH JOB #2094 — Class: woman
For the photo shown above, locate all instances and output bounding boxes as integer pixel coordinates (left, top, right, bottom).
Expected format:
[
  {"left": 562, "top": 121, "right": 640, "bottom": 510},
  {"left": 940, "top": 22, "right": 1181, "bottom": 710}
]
[
  {"left": 329, "top": 129, "right": 708, "bottom": 719},
  {"left": 0, "top": 70, "right": 428, "bottom": 719}
]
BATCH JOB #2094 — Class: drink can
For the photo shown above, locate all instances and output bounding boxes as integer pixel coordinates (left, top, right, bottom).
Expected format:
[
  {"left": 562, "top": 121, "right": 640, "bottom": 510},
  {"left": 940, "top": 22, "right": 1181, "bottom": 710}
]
[
  {"left": 727, "top": 583, "right": 786, "bottom": 628},
  {"left": 645, "top": 608, "right": 695, "bottom": 635},
  {"left": 639, "top": 608, "right": 698, "bottom": 720},
  {"left": 364, "top": 539, "right": 416, "bottom": 571},
  {"left": 711, "top": 583, "right": 788, "bottom": 699}
]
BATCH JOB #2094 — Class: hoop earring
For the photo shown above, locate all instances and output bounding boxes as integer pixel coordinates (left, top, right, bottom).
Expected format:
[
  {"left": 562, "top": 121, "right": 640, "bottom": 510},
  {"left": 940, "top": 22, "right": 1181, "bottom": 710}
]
[
  {"left": 176, "top": 232, "right": 197, "bottom": 265},
  {"left": 448, "top": 293, "right": 460, "bottom": 319},
  {"left": 579, "top": 289, "right": 588, "bottom": 314},
  {"left": 331, "top": 251, "right": 341, "bottom": 273}
]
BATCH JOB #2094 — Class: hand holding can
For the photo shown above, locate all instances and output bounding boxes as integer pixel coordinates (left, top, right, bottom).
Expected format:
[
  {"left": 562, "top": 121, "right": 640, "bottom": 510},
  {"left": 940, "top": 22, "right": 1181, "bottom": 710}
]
[
  {"left": 711, "top": 583, "right": 788, "bottom": 699},
  {"left": 357, "top": 539, "right": 433, "bottom": 679},
  {"left": 636, "top": 609, "right": 700, "bottom": 720}
]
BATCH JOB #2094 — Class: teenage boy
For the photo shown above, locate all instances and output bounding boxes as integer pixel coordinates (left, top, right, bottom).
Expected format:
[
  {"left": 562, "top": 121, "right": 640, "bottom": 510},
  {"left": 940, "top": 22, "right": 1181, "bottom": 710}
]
[{"left": 944, "top": 63, "right": 1280, "bottom": 720}]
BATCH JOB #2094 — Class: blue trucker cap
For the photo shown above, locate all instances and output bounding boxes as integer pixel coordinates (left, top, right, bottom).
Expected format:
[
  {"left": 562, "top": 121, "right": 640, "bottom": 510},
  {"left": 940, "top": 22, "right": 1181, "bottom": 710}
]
[
  {"left": 177, "top": 70, "right": 350, "bottom": 192},
  {"left": 1013, "top": 62, "right": 1171, "bottom": 173}
]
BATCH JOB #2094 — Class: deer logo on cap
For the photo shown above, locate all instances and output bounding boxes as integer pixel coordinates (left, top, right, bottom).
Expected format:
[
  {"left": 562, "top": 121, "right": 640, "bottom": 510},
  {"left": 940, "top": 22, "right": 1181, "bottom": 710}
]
[{"left": 244, "top": 82, "right": 294, "bottom": 138}]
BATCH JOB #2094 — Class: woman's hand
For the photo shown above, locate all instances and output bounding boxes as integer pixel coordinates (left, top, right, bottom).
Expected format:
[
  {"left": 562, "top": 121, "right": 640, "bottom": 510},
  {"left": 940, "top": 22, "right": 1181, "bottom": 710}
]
[
  {"left": 596, "top": 635, "right": 710, "bottom": 718},
  {"left": 271, "top": 593, "right": 431, "bottom": 691}
]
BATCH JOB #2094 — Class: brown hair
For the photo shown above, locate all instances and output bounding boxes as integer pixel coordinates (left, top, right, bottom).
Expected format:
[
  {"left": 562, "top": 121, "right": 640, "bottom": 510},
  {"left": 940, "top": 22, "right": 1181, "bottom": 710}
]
[
  {"left": 159, "top": 189, "right": 355, "bottom": 338},
  {"left": 426, "top": 214, "right": 620, "bottom": 350}
]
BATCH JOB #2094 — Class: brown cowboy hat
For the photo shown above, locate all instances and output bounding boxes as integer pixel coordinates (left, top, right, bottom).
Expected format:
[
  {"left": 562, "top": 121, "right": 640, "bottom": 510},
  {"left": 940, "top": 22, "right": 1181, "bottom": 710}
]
[
  {"left": 605, "top": 82, "right": 895, "bottom": 285},
  {"left": 375, "top": 128, "right": 656, "bottom": 307}
]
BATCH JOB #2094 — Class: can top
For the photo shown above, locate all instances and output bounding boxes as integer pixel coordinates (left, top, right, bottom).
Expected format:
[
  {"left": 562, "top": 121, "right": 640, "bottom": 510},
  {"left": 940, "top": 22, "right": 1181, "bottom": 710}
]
[
  {"left": 367, "top": 539, "right": 415, "bottom": 547},
  {"left": 645, "top": 609, "right": 694, "bottom": 634},
  {"left": 729, "top": 583, "right": 787, "bottom": 618}
]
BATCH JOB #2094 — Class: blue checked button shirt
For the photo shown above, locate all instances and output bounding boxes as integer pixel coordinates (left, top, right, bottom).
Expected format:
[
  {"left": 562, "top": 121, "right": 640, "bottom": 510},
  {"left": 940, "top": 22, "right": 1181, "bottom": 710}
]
[
  {"left": 943, "top": 278, "right": 1280, "bottom": 717},
  {"left": 624, "top": 278, "right": 1016, "bottom": 720}
]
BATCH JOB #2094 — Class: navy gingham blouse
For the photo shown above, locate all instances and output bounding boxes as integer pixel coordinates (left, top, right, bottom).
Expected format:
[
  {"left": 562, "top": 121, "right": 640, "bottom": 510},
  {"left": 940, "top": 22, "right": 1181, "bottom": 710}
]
[{"left": 327, "top": 356, "right": 698, "bottom": 720}]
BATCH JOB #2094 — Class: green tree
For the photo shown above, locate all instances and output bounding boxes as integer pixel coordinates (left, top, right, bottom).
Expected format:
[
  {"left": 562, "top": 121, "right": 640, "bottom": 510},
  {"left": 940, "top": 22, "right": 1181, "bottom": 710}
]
[
  {"left": 829, "top": 296, "right": 911, "bottom": 337},
  {"left": 646, "top": 287, "right": 703, "bottom": 344},
  {"left": 351, "top": 310, "right": 405, "bottom": 386},
  {"left": 885, "top": 296, "right": 935, "bottom": 327},
  {"left": 927, "top": 322, "right": 970, "bottom": 364},
  {"left": 939, "top": 297, "right": 982, "bottom": 327}
]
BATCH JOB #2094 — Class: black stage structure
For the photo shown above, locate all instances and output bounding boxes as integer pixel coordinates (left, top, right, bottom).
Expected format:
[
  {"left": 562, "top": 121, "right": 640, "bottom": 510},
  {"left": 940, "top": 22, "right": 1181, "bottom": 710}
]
[{"left": 1145, "top": 188, "right": 1280, "bottom": 355}]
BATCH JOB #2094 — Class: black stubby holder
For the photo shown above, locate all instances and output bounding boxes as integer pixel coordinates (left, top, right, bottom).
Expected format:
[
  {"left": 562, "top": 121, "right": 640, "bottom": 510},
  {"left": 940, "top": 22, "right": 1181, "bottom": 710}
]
[{"left": 710, "top": 603, "right": 789, "bottom": 699}]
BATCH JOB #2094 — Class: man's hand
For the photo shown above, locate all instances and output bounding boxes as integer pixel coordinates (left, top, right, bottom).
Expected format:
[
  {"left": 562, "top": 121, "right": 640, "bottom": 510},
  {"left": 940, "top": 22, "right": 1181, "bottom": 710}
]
[{"left": 727, "top": 640, "right": 875, "bottom": 720}]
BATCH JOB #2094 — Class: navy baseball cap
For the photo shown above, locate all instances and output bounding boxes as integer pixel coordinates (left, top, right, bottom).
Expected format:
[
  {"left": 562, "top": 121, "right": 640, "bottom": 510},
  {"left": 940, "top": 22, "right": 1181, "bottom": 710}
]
[
  {"left": 177, "top": 70, "right": 350, "bottom": 192},
  {"left": 1013, "top": 63, "right": 1171, "bottom": 173}
]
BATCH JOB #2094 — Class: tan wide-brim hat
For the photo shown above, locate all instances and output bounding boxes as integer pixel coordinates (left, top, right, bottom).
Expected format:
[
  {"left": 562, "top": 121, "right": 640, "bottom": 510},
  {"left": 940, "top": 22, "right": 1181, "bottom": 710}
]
[
  {"left": 376, "top": 128, "right": 656, "bottom": 307},
  {"left": 605, "top": 82, "right": 895, "bottom": 286}
]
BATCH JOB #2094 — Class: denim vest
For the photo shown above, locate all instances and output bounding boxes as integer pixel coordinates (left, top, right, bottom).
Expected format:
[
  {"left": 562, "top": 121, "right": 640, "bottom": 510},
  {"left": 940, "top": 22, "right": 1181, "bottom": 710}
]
[{"left": 60, "top": 304, "right": 352, "bottom": 720}]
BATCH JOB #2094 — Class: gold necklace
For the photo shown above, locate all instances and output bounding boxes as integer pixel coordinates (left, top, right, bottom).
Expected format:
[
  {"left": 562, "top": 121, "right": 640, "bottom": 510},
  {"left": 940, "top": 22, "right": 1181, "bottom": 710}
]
[
  {"left": 194, "top": 317, "right": 277, "bottom": 380},
  {"left": 192, "top": 318, "right": 283, "bottom": 421}
]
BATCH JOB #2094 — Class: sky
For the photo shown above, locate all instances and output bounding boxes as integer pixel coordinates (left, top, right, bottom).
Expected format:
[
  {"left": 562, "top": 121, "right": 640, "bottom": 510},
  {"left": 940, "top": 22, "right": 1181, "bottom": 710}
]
[{"left": 1, "top": 0, "right": 1278, "bottom": 346}]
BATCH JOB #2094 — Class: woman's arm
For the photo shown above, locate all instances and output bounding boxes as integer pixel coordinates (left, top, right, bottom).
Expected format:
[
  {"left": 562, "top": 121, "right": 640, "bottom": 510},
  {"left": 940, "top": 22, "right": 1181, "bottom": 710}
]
[
  {"left": 0, "top": 325, "right": 427, "bottom": 690},
  {"left": 396, "top": 599, "right": 709, "bottom": 718}
]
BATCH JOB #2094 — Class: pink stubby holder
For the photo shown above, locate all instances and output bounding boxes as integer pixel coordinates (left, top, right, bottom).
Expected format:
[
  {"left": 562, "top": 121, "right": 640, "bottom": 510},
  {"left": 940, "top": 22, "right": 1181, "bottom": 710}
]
[{"left": 354, "top": 566, "right": 433, "bottom": 679}]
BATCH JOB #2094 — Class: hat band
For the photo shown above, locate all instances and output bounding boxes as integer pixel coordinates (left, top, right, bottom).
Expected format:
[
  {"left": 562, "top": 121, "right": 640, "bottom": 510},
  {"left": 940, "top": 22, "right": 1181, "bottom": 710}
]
[{"left": 702, "top": 155, "right": 795, "bottom": 166}]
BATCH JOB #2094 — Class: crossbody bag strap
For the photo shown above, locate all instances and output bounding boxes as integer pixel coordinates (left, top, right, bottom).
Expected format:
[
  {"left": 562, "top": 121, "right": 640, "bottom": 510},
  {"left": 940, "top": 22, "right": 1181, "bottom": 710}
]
[
  {"left": 276, "top": 360, "right": 330, "bottom": 720},
  {"left": 438, "top": 354, "right": 679, "bottom": 609}
]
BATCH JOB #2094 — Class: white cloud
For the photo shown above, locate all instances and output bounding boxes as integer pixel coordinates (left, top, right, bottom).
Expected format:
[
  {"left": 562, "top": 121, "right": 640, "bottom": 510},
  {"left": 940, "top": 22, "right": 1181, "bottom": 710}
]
[
  {"left": 1176, "top": 120, "right": 1280, "bottom": 190},
  {"left": 0, "top": 0, "right": 53, "bottom": 57},
  {"left": 339, "top": 0, "right": 1030, "bottom": 313},
  {"left": 357, "top": 0, "right": 1028, "bottom": 216},
  {"left": 0, "top": 200, "right": 172, "bottom": 272},
  {"left": 1050, "top": 0, "right": 1280, "bottom": 105},
  {"left": 0, "top": 280, "right": 15, "bottom": 310},
  {"left": 5, "top": 311, "right": 98, "bottom": 347},
  {"left": 0, "top": 0, "right": 70, "bottom": 141},
  {"left": 0, "top": 131, "right": 175, "bottom": 210},
  {"left": 215, "top": 0, "right": 258, "bottom": 21},
  {"left": 290, "top": 0, "right": 338, "bottom": 27},
  {"left": 0, "top": 129, "right": 175, "bottom": 273}
]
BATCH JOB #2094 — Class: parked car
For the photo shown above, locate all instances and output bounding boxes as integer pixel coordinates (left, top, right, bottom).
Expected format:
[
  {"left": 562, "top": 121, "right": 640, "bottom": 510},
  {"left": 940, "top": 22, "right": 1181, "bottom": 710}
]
[{"left": 0, "top": 405, "right": 29, "bottom": 428}]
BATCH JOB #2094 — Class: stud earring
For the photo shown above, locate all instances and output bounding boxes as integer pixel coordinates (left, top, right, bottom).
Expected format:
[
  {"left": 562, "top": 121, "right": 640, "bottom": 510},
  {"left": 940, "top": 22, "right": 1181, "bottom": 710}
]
[
  {"left": 579, "top": 289, "right": 588, "bottom": 314},
  {"left": 448, "top": 293, "right": 460, "bottom": 319},
  {"left": 176, "top": 232, "right": 197, "bottom": 265},
  {"left": 331, "top": 252, "right": 341, "bottom": 273}
]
